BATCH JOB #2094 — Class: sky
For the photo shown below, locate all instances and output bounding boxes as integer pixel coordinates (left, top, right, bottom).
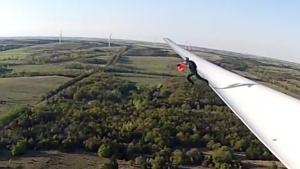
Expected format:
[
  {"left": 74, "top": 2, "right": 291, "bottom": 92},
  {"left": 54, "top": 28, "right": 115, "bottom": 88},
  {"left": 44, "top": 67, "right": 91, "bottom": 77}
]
[{"left": 0, "top": 0, "right": 299, "bottom": 63}]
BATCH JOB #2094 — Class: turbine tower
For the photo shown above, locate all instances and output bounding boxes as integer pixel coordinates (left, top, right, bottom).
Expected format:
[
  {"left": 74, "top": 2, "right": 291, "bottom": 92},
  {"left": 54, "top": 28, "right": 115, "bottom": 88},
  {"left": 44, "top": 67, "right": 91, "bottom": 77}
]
[
  {"left": 185, "top": 41, "right": 189, "bottom": 50},
  {"left": 59, "top": 30, "right": 62, "bottom": 44},
  {"left": 108, "top": 34, "right": 112, "bottom": 48},
  {"left": 185, "top": 41, "right": 191, "bottom": 51}
]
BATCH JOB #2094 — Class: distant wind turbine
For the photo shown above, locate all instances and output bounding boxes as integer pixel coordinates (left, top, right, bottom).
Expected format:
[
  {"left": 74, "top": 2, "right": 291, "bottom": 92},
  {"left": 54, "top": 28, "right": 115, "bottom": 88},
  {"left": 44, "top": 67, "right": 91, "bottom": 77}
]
[
  {"left": 185, "top": 41, "right": 188, "bottom": 50},
  {"left": 185, "top": 41, "right": 191, "bottom": 51},
  {"left": 59, "top": 30, "right": 62, "bottom": 44},
  {"left": 108, "top": 34, "right": 112, "bottom": 48},
  {"left": 185, "top": 41, "right": 192, "bottom": 51}
]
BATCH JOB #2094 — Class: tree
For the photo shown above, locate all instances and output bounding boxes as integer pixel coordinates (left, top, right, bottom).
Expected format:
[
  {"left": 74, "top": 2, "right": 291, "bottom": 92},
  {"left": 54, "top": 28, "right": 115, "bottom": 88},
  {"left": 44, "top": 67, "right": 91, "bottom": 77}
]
[
  {"left": 233, "top": 139, "right": 247, "bottom": 152},
  {"left": 171, "top": 149, "right": 185, "bottom": 166},
  {"left": 151, "top": 155, "right": 164, "bottom": 169},
  {"left": 127, "top": 142, "right": 140, "bottom": 155},
  {"left": 176, "top": 132, "right": 186, "bottom": 143},
  {"left": 189, "top": 133, "right": 200, "bottom": 144},
  {"left": 98, "top": 143, "right": 113, "bottom": 158},
  {"left": 245, "top": 146, "right": 260, "bottom": 159},
  {"left": 11, "top": 140, "right": 27, "bottom": 156},
  {"left": 135, "top": 156, "right": 147, "bottom": 168},
  {"left": 168, "top": 89, "right": 185, "bottom": 105},
  {"left": 212, "top": 146, "right": 234, "bottom": 164},
  {"left": 84, "top": 137, "right": 100, "bottom": 152},
  {"left": 207, "top": 140, "right": 221, "bottom": 150},
  {"left": 206, "top": 140, "right": 215, "bottom": 150},
  {"left": 215, "top": 163, "right": 233, "bottom": 169},
  {"left": 186, "top": 148, "right": 204, "bottom": 164}
]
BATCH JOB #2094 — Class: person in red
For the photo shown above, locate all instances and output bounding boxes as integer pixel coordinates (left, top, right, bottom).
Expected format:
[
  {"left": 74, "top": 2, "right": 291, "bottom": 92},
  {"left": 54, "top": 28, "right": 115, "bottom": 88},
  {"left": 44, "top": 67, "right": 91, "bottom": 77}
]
[{"left": 177, "top": 57, "right": 208, "bottom": 85}]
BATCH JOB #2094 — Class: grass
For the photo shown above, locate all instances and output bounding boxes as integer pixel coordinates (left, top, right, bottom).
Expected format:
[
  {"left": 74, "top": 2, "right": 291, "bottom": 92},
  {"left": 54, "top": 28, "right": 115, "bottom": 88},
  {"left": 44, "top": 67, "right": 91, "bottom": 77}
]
[
  {"left": 114, "top": 72, "right": 168, "bottom": 86},
  {"left": 117, "top": 56, "right": 182, "bottom": 74},
  {"left": 8, "top": 64, "right": 86, "bottom": 77},
  {"left": 113, "top": 56, "right": 184, "bottom": 85},
  {"left": 0, "top": 48, "right": 31, "bottom": 61},
  {"left": 11, "top": 64, "right": 66, "bottom": 73},
  {"left": 0, "top": 76, "right": 71, "bottom": 118}
]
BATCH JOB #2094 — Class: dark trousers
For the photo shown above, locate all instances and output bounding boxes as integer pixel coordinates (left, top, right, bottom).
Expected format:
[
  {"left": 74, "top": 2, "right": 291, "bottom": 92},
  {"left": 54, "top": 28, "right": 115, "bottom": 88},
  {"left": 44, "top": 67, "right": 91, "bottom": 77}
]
[{"left": 187, "top": 72, "right": 208, "bottom": 85}]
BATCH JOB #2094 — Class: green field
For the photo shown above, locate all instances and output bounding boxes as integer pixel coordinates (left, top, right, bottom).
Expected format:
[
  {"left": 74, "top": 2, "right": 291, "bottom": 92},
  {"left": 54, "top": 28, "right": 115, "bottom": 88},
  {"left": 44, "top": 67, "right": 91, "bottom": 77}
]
[
  {"left": 10, "top": 63, "right": 87, "bottom": 76},
  {"left": 0, "top": 49, "right": 31, "bottom": 62},
  {"left": 0, "top": 76, "right": 71, "bottom": 118},
  {"left": 117, "top": 55, "right": 181, "bottom": 74},
  {"left": 11, "top": 64, "right": 66, "bottom": 73},
  {"left": 112, "top": 55, "right": 184, "bottom": 85},
  {"left": 115, "top": 72, "right": 168, "bottom": 85}
]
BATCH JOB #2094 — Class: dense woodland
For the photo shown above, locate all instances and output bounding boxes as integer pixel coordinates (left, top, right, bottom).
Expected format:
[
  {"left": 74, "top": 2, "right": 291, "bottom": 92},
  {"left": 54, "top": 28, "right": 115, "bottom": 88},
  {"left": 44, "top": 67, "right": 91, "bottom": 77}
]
[{"left": 0, "top": 73, "right": 276, "bottom": 169}]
